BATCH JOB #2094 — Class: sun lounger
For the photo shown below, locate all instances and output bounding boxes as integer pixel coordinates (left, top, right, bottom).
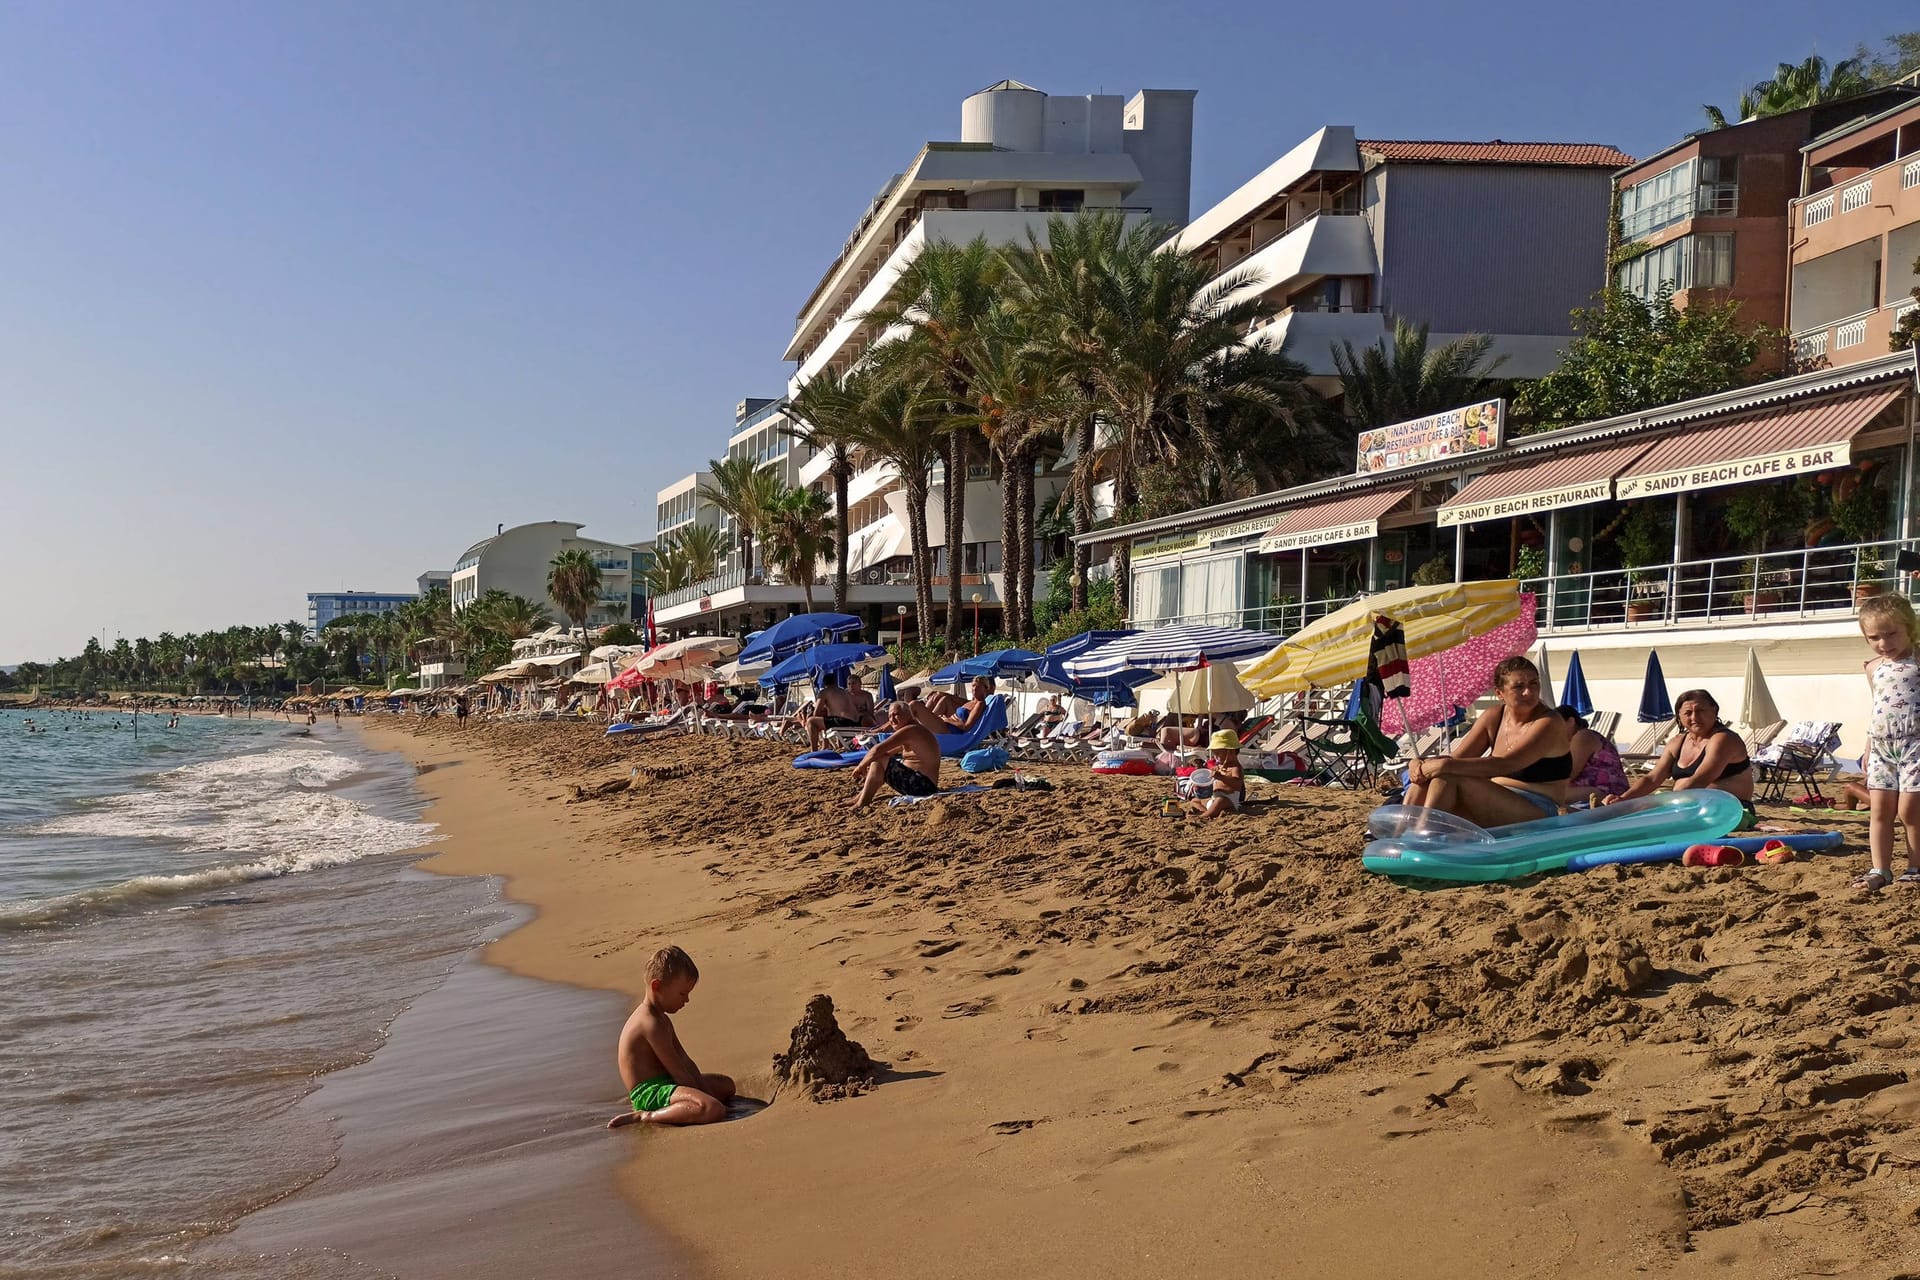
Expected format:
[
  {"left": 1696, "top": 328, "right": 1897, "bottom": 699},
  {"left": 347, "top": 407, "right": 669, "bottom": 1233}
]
[
  {"left": 1587, "top": 711, "right": 1620, "bottom": 742},
  {"left": 1619, "top": 719, "right": 1674, "bottom": 764},
  {"left": 1739, "top": 719, "right": 1785, "bottom": 756}
]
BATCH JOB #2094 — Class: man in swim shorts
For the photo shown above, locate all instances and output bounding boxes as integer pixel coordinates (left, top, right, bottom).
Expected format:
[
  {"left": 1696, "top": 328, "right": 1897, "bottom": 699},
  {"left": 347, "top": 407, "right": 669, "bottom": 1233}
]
[
  {"left": 806, "top": 674, "right": 873, "bottom": 750},
  {"left": 850, "top": 701, "right": 942, "bottom": 809}
]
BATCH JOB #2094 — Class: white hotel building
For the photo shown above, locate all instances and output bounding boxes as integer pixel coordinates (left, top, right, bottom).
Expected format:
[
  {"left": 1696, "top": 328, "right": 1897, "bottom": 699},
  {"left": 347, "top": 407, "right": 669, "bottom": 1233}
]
[{"left": 650, "top": 80, "right": 1197, "bottom": 638}]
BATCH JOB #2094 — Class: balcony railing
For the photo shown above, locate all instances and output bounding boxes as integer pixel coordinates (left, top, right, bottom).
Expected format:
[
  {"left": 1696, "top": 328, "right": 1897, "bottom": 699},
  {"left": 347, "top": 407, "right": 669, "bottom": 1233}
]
[
  {"left": 1133, "top": 591, "right": 1358, "bottom": 639},
  {"left": 1840, "top": 177, "right": 1876, "bottom": 214},
  {"left": 1803, "top": 193, "right": 1835, "bottom": 227},
  {"left": 1906, "top": 158, "right": 1920, "bottom": 191},
  {"left": 1520, "top": 538, "right": 1907, "bottom": 632}
]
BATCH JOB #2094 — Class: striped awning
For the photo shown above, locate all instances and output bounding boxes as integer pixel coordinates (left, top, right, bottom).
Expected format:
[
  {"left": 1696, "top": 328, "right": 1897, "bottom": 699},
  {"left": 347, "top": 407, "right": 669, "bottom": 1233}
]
[
  {"left": 1437, "top": 440, "right": 1653, "bottom": 527},
  {"left": 1615, "top": 386, "right": 1902, "bottom": 500},
  {"left": 1257, "top": 488, "right": 1412, "bottom": 553}
]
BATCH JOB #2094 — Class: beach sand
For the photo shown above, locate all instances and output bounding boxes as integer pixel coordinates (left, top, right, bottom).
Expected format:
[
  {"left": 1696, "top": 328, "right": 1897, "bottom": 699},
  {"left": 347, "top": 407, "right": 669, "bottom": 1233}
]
[{"left": 361, "top": 717, "right": 1920, "bottom": 1278}]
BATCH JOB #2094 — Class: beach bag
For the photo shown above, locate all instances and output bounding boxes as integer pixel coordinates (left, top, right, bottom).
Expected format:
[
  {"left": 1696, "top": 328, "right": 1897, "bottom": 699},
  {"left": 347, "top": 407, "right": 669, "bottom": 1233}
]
[{"left": 961, "top": 746, "right": 1009, "bottom": 774}]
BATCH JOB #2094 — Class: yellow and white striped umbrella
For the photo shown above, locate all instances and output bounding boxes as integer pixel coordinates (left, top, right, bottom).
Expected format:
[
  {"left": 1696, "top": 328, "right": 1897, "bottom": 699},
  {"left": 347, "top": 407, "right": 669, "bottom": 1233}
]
[{"left": 1239, "top": 580, "right": 1525, "bottom": 695}]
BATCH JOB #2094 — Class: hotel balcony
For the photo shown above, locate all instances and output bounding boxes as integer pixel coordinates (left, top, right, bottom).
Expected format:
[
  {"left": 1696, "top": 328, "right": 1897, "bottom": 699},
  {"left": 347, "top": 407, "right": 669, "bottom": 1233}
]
[
  {"left": 1247, "top": 305, "right": 1394, "bottom": 377},
  {"left": 789, "top": 208, "right": 1152, "bottom": 388},
  {"left": 1215, "top": 212, "right": 1376, "bottom": 315}
]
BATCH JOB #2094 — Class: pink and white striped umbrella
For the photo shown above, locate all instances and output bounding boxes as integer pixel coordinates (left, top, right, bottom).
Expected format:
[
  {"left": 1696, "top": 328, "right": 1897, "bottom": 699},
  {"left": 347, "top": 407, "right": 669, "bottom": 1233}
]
[{"left": 1391, "top": 594, "right": 1538, "bottom": 733}]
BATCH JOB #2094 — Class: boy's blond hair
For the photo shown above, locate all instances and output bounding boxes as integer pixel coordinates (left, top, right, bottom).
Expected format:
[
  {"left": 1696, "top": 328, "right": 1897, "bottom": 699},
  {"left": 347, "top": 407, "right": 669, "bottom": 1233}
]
[
  {"left": 646, "top": 945, "right": 699, "bottom": 987},
  {"left": 1860, "top": 593, "right": 1920, "bottom": 649}
]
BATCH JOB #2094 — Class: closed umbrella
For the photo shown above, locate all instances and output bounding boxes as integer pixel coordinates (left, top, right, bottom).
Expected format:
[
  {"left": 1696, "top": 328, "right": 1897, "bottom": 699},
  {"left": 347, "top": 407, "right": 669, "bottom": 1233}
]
[
  {"left": 1740, "top": 647, "right": 1781, "bottom": 728},
  {"left": 1638, "top": 650, "right": 1674, "bottom": 723},
  {"left": 1241, "top": 581, "right": 1524, "bottom": 695},
  {"left": 1559, "top": 651, "right": 1595, "bottom": 717},
  {"left": 877, "top": 665, "right": 897, "bottom": 702},
  {"left": 1536, "top": 645, "right": 1557, "bottom": 709}
]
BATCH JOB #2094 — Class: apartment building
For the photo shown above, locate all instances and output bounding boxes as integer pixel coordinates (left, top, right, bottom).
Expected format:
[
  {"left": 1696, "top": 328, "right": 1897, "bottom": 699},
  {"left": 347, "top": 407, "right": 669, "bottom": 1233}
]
[
  {"left": 1612, "top": 88, "right": 1917, "bottom": 332},
  {"left": 1789, "top": 96, "right": 1920, "bottom": 366},
  {"left": 1174, "top": 128, "right": 1631, "bottom": 381},
  {"left": 649, "top": 79, "right": 1195, "bottom": 638},
  {"left": 306, "top": 590, "right": 417, "bottom": 635},
  {"left": 449, "top": 522, "right": 640, "bottom": 627}
]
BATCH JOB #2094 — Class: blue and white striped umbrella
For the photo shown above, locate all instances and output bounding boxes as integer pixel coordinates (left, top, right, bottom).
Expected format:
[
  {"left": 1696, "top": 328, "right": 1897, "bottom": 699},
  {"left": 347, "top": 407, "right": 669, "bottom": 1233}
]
[{"left": 1062, "top": 624, "right": 1278, "bottom": 679}]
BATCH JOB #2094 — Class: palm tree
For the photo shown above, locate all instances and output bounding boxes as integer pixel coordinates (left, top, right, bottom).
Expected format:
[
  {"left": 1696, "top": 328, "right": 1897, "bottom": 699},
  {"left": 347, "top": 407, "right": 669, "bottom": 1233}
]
[
  {"left": 1705, "top": 54, "right": 1874, "bottom": 127},
  {"left": 867, "top": 236, "right": 1006, "bottom": 647},
  {"left": 1001, "top": 211, "right": 1149, "bottom": 613},
  {"left": 699, "top": 456, "right": 782, "bottom": 580},
  {"left": 786, "top": 378, "right": 865, "bottom": 612},
  {"left": 1074, "top": 240, "right": 1280, "bottom": 616},
  {"left": 763, "top": 486, "right": 835, "bottom": 612},
  {"left": 954, "top": 302, "right": 1077, "bottom": 639},
  {"left": 547, "top": 549, "right": 602, "bottom": 652},
  {"left": 1330, "top": 319, "right": 1506, "bottom": 430},
  {"left": 835, "top": 356, "right": 946, "bottom": 637}
]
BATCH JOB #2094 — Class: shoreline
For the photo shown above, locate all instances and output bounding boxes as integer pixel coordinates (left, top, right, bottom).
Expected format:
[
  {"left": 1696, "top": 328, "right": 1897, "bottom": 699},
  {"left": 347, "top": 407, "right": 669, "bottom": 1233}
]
[{"left": 359, "top": 716, "right": 1920, "bottom": 1278}]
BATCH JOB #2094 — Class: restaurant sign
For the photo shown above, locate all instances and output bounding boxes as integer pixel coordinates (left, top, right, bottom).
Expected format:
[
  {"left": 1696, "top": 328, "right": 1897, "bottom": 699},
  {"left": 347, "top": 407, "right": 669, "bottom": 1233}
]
[
  {"left": 1436, "top": 479, "right": 1613, "bottom": 528},
  {"left": 1259, "top": 518, "right": 1381, "bottom": 553},
  {"left": 1131, "top": 516, "right": 1282, "bottom": 563},
  {"left": 1616, "top": 442, "right": 1850, "bottom": 500},
  {"left": 1358, "top": 399, "right": 1504, "bottom": 475}
]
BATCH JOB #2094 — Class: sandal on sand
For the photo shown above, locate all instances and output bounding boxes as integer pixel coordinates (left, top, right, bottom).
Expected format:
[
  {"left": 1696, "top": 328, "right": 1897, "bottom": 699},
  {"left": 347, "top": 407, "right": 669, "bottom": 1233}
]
[
  {"left": 1898, "top": 868, "right": 1920, "bottom": 885},
  {"left": 1683, "top": 844, "right": 1746, "bottom": 867},
  {"left": 1854, "top": 868, "right": 1894, "bottom": 891},
  {"left": 1755, "top": 840, "right": 1795, "bottom": 865}
]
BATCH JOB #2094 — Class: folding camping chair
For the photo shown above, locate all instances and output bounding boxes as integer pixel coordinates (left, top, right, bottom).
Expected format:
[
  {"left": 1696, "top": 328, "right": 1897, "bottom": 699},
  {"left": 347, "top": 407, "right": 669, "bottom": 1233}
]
[
  {"left": 1753, "top": 720, "right": 1843, "bottom": 805},
  {"left": 1297, "top": 690, "right": 1400, "bottom": 789}
]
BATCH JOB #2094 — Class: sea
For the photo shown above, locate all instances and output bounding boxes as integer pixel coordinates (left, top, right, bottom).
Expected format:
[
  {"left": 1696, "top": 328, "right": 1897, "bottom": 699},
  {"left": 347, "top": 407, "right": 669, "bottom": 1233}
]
[{"left": 0, "top": 707, "right": 679, "bottom": 1280}]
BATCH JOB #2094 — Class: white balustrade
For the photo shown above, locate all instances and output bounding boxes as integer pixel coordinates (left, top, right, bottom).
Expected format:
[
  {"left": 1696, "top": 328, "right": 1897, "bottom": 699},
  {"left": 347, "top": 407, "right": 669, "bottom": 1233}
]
[
  {"left": 1836, "top": 316, "right": 1869, "bottom": 349},
  {"left": 1840, "top": 179, "right": 1875, "bottom": 214},
  {"left": 1803, "top": 194, "right": 1835, "bottom": 226},
  {"left": 1904, "top": 158, "right": 1920, "bottom": 190}
]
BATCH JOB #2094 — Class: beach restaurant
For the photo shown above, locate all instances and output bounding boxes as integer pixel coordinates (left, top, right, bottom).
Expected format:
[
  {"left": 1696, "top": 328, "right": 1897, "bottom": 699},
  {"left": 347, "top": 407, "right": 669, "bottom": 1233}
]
[{"left": 1082, "top": 350, "right": 1920, "bottom": 745}]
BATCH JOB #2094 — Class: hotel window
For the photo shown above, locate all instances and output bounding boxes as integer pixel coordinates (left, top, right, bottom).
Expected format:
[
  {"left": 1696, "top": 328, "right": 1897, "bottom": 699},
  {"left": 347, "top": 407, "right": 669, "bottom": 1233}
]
[
  {"left": 1037, "top": 189, "right": 1085, "bottom": 212},
  {"left": 1613, "top": 232, "right": 1733, "bottom": 301},
  {"left": 1697, "top": 156, "right": 1739, "bottom": 216},
  {"left": 1619, "top": 158, "right": 1697, "bottom": 241}
]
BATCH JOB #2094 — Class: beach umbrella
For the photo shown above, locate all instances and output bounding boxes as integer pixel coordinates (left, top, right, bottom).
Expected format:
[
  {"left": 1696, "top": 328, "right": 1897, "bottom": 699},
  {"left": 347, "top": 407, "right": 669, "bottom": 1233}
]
[
  {"left": 1146, "top": 663, "right": 1257, "bottom": 715},
  {"left": 1062, "top": 624, "right": 1277, "bottom": 679},
  {"left": 571, "top": 662, "right": 616, "bottom": 685},
  {"left": 1241, "top": 580, "right": 1524, "bottom": 696},
  {"left": 758, "top": 641, "right": 888, "bottom": 688},
  {"left": 1535, "top": 645, "right": 1557, "bottom": 708},
  {"left": 931, "top": 647, "right": 1045, "bottom": 682},
  {"left": 877, "top": 665, "right": 897, "bottom": 702},
  {"left": 1559, "top": 651, "right": 1595, "bottom": 718},
  {"left": 1393, "top": 602, "right": 1539, "bottom": 734},
  {"left": 1740, "top": 647, "right": 1781, "bottom": 728},
  {"left": 1638, "top": 650, "right": 1674, "bottom": 723},
  {"left": 737, "top": 613, "right": 863, "bottom": 664},
  {"left": 1009, "top": 631, "right": 1160, "bottom": 705}
]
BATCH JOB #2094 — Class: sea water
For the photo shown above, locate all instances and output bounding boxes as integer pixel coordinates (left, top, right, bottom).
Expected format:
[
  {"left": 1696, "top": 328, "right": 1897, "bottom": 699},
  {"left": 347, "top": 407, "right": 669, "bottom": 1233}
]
[{"left": 0, "top": 709, "right": 675, "bottom": 1279}]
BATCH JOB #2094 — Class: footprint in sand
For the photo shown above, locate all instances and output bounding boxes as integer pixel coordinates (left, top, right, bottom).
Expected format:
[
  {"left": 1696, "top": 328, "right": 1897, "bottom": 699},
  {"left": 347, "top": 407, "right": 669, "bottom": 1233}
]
[
  {"left": 990, "top": 1119, "right": 1038, "bottom": 1134},
  {"left": 942, "top": 998, "right": 993, "bottom": 1018},
  {"left": 918, "top": 939, "right": 963, "bottom": 958},
  {"left": 894, "top": 1015, "right": 921, "bottom": 1032}
]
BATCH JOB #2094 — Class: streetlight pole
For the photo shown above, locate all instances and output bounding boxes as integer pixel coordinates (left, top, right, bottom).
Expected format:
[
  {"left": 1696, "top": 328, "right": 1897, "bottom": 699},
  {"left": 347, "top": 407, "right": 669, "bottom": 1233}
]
[
  {"left": 970, "top": 592, "right": 983, "bottom": 654},
  {"left": 896, "top": 603, "right": 911, "bottom": 650}
]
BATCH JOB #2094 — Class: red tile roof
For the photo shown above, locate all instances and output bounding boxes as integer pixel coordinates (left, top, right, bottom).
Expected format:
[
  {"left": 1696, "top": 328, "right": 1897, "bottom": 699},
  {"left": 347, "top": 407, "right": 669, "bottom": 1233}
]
[{"left": 1359, "top": 140, "right": 1636, "bottom": 168}]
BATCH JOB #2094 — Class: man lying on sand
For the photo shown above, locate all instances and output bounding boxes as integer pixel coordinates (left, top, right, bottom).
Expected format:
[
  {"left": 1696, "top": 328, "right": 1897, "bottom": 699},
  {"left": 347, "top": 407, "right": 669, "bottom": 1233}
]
[
  {"left": 608, "top": 945, "right": 736, "bottom": 1128},
  {"left": 849, "top": 701, "right": 941, "bottom": 808}
]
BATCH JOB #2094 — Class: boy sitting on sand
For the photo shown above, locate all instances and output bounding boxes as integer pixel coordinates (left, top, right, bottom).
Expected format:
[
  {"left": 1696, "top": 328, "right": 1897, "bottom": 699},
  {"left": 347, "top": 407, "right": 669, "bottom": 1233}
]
[
  {"left": 608, "top": 945, "right": 736, "bottom": 1128},
  {"left": 1183, "top": 730, "right": 1247, "bottom": 819}
]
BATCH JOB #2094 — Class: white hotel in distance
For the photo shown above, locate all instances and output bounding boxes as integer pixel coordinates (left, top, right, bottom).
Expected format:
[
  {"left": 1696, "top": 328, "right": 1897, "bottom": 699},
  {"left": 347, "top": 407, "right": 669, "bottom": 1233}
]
[{"left": 648, "top": 80, "right": 1196, "bottom": 639}]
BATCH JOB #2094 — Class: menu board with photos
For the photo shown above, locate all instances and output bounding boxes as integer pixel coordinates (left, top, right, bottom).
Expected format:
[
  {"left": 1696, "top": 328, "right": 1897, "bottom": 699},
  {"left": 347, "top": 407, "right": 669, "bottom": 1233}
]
[{"left": 1356, "top": 399, "right": 1505, "bottom": 475}]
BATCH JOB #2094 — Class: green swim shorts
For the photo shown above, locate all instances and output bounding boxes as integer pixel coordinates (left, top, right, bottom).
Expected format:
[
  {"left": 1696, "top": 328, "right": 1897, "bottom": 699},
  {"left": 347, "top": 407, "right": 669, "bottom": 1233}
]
[{"left": 629, "top": 1076, "right": 677, "bottom": 1113}]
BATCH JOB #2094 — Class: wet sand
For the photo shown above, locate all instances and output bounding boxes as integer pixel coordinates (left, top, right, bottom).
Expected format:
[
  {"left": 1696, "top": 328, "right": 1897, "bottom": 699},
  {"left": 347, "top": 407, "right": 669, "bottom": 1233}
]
[{"left": 358, "top": 716, "right": 1920, "bottom": 1278}]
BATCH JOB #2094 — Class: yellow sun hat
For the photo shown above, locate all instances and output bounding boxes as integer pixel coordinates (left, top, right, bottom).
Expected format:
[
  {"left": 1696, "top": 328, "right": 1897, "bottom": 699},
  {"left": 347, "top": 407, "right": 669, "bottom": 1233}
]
[{"left": 1208, "top": 729, "right": 1241, "bottom": 752}]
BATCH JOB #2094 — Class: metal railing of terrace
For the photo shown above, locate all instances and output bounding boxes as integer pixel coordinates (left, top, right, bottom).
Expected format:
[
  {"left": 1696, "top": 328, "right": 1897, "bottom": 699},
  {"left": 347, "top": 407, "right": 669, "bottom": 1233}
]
[
  {"left": 1133, "top": 591, "right": 1360, "bottom": 639},
  {"left": 1520, "top": 537, "right": 1910, "bottom": 632}
]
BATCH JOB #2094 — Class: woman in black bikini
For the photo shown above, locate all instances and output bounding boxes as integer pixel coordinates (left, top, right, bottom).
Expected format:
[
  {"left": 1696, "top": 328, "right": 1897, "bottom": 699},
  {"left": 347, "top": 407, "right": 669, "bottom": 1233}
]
[
  {"left": 1604, "top": 687, "right": 1754, "bottom": 816},
  {"left": 1405, "top": 656, "right": 1573, "bottom": 825}
]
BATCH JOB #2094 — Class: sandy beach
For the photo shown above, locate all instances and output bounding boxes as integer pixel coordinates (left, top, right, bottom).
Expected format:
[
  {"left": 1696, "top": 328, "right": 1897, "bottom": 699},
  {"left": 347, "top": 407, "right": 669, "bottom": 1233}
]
[{"left": 359, "top": 716, "right": 1920, "bottom": 1278}]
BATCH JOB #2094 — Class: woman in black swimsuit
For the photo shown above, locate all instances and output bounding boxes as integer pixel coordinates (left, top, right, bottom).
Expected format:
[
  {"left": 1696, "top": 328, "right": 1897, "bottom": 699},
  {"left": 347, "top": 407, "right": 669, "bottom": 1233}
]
[
  {"left": 1605, "top": 687, "right": 1754, "bottom": 813},
  {"left": 1405, "top": 656, "right": 1573, "bottom": 826}
]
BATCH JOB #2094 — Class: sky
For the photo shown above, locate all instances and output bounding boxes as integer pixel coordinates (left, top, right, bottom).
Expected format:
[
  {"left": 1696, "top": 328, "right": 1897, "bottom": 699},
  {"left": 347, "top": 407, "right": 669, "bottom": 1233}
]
[{"left": 0, "top": 0, "right": 1913, "bottom": 662}]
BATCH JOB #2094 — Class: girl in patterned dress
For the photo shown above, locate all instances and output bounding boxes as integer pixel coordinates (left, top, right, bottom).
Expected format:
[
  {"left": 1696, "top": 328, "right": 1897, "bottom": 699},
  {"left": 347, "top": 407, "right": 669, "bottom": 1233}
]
[{"left": 1857, "top": 594, "right": 1920, "bottom": 891}]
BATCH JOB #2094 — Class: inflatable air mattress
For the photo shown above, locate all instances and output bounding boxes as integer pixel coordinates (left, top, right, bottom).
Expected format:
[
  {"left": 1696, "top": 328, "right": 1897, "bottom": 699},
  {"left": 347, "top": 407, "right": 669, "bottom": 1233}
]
[{"left": 1362, "top": 791, "right": 1746, "bottom": 882}]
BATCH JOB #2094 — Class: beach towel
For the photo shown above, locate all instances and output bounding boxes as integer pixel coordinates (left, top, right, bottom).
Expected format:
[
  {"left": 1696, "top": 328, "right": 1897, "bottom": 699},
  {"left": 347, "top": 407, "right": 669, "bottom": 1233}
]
[{"left": 1369, "top": 617, "right": 1410, "bottom": 700}]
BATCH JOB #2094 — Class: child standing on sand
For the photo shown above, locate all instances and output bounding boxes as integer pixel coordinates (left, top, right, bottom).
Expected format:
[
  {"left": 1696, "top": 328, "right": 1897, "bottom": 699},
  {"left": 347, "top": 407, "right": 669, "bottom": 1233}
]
[
  {"left": 607, "top": 946, "right": 736, "bottom": 1128},
  {"left": 1857, "top": 594, "right": 1920, "bottom": 892}
]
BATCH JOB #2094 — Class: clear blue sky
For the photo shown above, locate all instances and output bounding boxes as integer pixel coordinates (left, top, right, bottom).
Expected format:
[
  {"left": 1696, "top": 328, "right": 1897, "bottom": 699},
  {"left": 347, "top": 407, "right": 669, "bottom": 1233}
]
[{"left": 1, "top": 0, "right": 1910, "bottom": 661}]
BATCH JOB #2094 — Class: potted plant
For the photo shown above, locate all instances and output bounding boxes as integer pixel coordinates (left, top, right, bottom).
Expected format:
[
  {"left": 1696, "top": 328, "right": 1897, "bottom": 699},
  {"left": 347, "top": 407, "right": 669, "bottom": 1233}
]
[
  {"left": 1412, "top": 554, "right": 1453, "bottom": 587},
  {"left": 1617, "top": 503, "right": 1670, "bottom": 622},
  {"left": 1723, "top": 481, "right": 1812, "bottom": 614},
  {"left": 1514, "top": 544, "right": 1547, "bottom": 582},
  {"left": 1829, "top": 469, "right": 1889, "bottom": 604}
]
